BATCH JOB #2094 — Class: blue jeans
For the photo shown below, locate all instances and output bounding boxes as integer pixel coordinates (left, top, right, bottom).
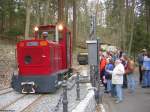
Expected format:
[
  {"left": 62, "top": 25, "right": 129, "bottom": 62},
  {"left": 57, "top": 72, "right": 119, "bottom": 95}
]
[
  {"left": 116, "top": 84, "right": 123, "bottom": 101},
  {"left": 143, "top": 70, "right": 150, "bottom": 87},
  {"left": 127, "top": 74, "right": 136, "bottom": 93},
  {"left": 107, "top": 80, "right": 112, "bottom": 92},
  {"left": 111, "top": 84, "right": 116, "bottom": 97}
]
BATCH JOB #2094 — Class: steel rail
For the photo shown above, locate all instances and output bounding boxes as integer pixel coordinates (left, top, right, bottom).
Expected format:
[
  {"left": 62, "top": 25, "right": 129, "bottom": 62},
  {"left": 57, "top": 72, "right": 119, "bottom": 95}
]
[
  {"left": 20, "top": 95, "right": 44, "bottom": 112},
  {"left": 0, "top": 88, "right": 13, "bottom": 95},
  {"left": 0, "top": 94, "right": 26, "bottom": 110}
]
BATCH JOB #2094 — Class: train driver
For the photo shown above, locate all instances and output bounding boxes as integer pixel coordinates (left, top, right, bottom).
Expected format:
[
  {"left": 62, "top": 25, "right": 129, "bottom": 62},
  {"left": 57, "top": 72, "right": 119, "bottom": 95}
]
[{"left": 42, "top": 32, "right": 48, "bottom": 40}]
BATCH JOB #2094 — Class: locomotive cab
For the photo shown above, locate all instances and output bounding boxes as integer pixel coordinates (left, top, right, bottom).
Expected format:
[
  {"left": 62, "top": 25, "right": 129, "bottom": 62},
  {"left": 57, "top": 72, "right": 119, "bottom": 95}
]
[{"left": 11, "top": 24, "right": 72, "bottom": 93}]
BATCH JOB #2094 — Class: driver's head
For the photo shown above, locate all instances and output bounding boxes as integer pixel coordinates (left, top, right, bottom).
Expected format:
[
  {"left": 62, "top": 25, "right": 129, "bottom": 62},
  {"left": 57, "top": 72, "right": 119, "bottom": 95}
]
[{"left": 42, "top": 32, "right": 48, "bottom": 39}]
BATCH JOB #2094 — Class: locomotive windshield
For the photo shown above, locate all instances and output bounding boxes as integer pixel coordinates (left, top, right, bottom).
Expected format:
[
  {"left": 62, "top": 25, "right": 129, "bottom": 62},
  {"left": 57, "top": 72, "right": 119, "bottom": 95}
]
[
  {"left": 38, "top": 30, "right": 63, "bottom": 41},
  {"left": 39, "top": 30, "right": 55, "bottom": 41},
  {"left": 34, "top": 25, "right": 63, "bottom": 41}
]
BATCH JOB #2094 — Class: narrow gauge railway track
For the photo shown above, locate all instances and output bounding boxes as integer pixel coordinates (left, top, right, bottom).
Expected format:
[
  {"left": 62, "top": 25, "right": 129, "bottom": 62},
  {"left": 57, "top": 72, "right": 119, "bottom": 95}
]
[
  {"left": 0, "top": 88, "right": 53, "bottom": 112},
  {"left": 20, "top": 95, "right": 45, "bottom": 112},
  {"left": 0, "top": 94, "right": 26, "bottom": 110},
  {"left": 1, "top": 94, "right": 43, "bottom": 112},
  {"left": 0, "top": 90, "right": 25, "bottom": 109},
  {"left": 0, "top": 87, "right": 10, "bottom": 91},
  {"left": 0, "top": 65, "right": 88, "bottom": 112},
  {"left": 0, "top": 87, "right": 13, "bottom": 95}
]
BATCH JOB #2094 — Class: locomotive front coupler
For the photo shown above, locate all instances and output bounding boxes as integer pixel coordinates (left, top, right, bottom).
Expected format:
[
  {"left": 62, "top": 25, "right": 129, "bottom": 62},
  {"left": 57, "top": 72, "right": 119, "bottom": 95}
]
[{"left": 21, "top": 81, "right": 36, "bottom": 93}]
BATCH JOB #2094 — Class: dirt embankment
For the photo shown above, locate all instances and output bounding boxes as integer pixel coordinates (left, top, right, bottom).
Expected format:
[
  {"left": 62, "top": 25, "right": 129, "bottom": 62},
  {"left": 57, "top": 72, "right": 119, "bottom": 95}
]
[{"left": 0, "top": 39, "right": 16, "bottom": 89}]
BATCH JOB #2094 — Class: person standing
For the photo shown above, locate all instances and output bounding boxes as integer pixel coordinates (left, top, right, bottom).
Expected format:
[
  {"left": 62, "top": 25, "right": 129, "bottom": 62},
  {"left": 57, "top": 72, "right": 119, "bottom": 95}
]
[
  {"left": 138, "top": 49, "right": 147, "bottom": 84},
  {"left": 142, "top": 51, "right": 150, "bottom": 88},
  {"left": 112, "top": 59, "right": 125, "bottom": 103},
  {"left": 125, "top": 57, "right": 136, "bottom": 94},
  {"left": 121, "top": 53, "right": 128, "bottom": 88},
  {"left": 105, "top": 58, "right": 114, "bottom": 93},
  {"left": 99, "top": 54, "right": 107, "bottom": 89}
]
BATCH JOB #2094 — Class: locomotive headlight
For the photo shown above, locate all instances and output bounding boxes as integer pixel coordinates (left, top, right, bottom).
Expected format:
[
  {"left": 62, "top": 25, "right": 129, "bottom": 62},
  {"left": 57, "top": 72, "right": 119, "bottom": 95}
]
[
  {"left": 34, "top": 26, "right": 39, "bottom": 31},
  {"left": 58, "top": 24, "right": 63, "bottom": 31}
]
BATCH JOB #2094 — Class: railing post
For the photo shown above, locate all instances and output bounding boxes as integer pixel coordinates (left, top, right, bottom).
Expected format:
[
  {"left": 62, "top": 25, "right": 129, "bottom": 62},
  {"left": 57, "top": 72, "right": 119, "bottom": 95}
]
[{"left": 62, "top": 81, "right": 68, "bottom": 112}]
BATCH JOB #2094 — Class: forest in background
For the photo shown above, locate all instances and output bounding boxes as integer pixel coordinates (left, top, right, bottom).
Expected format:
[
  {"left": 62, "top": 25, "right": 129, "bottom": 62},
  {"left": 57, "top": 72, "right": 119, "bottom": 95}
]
[{"left": 0, "top": 0, "right": 150, "bottom": 55}]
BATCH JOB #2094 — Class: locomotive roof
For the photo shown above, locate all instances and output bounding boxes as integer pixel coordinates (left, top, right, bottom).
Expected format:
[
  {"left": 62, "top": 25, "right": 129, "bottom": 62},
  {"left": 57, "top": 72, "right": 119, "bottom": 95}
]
[{"left": 37, "top": 24, "right": 71, "bottom": 32}]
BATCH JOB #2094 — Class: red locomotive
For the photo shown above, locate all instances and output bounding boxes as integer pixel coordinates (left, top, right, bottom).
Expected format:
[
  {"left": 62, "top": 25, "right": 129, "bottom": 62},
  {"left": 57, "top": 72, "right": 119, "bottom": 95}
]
[{"left": 11, "top": 24, "right": 72, "bottom": 93}]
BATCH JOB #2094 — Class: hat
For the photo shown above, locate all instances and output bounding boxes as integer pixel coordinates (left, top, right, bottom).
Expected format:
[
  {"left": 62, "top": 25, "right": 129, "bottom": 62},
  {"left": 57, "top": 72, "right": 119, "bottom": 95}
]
[{"left": 42, "top": 32, "right": 48, "bottom": 36}]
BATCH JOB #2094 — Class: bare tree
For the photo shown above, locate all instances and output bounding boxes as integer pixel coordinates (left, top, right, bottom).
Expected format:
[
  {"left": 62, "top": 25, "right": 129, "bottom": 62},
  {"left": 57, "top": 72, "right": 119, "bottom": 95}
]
[
  {"left": 65, "top": 0, "right": 69, "bottom": 24},
  {"left": 44, "top": 0, "right": 50, "bottom": 25},
  {"left": 73, "top": 0, "right": 77, "bottom": 51},
  {"left": 128, "top": 0, "right": 135, "bottom": 56},
  {"left": 145, "top": 0, "right": 150, "bottom": 34},
  {"left": 25, "top": 0, "right": 31, "bottom": 39},
  {"left": 58, "top": 0, "right": 64, "bottom": 22}
]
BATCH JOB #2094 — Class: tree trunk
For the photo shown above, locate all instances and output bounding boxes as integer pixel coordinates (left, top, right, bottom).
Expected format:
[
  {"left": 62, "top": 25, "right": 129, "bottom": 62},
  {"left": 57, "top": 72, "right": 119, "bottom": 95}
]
[
  {"left": 125, "top": 0, "right": 129, "bottom": 44},
  {"left": 128, "top": 0, "right": 135, "bottom": 56},
  {"left": 73, "top": 0, "right": 77, "bottom": 51},
  {"left": 44, "top": 0, "right": 49, "bottom": 25},
  {"left": 118, "top": 0, "right": 126, "bottom": 50},
  {"left": 9, "top": 0, "right": 13, "bottom": 31},
  {"left": 122, "top": 0, "right": 126, "bottom": 50},
  {"left": 145, "top": 1, "right": 150, "bottom": 34},
  {"left": 65, "top": 0, "right": 69, "bottom": 24},
  {"left": 25, "top": 0, "right": 31, "bottom": 39},
  {"left": 37, "top": 1, "right": 41, "bottom": 25},
  {"left": 1, "top": 11, "right": 5, "bottom": 33},
  {"left": 58, "top": 0, "right": 64, "bottom": 22}
]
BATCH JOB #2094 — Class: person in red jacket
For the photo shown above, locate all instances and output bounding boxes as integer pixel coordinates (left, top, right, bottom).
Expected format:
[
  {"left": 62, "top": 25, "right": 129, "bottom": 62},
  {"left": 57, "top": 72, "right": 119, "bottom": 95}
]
[{"left": 100, "top": 54, "right": 107, "bottom": 89}]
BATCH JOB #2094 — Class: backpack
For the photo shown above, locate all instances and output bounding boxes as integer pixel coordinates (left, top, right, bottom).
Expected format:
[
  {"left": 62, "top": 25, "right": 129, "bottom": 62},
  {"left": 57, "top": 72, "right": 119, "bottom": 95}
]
[{"left": 125, "top": 60, "right": 135, "bottom": 74}]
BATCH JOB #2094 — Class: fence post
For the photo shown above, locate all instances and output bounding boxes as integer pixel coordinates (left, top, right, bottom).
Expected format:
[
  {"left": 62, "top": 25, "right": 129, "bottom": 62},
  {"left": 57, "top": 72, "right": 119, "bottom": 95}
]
[
  {"left": 62, "top": 81, "right": 68, "bottom": 112},
  {"left": 76, "top": 72, "right": 80, "bottom": 100}
]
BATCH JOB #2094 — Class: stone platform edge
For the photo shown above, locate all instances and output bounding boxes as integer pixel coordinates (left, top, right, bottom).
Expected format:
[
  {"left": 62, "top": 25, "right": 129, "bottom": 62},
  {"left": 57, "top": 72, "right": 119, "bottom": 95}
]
[{"left": 72, "top": 83, "right": 96, "bottom": 112}]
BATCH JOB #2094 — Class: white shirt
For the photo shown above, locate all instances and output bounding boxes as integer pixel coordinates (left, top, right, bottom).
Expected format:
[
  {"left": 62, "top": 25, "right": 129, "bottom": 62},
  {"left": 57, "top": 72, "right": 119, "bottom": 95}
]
[{"left": 112, "top": 63, "right": 125, "bottom": 84}]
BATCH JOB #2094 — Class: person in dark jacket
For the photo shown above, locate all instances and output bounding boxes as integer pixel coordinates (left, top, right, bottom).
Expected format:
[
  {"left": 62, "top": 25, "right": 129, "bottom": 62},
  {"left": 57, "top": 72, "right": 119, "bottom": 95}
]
[
  {"left": 121, "top": 53, "right": 128, "bottom": 88},
  {"left": 138, "top": 49, "right": 147, "bottom": 84},
  {"left": 105, "top": 58, "right": 114, "bottom": 93},
  {"left": 142, "top": 51, "right": 150, "bottom": 88}
]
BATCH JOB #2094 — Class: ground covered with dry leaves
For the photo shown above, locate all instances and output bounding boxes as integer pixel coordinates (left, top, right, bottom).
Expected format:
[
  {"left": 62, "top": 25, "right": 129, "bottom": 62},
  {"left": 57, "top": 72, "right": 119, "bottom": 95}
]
[{"left": 0, "top": 42, "right": 16, "bottom": 89}]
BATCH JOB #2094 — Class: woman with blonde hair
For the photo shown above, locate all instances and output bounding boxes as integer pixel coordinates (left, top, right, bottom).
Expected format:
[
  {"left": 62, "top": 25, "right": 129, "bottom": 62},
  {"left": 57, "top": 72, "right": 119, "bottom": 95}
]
[{"left": 112, "top": 59, "right": 125, "bottom": 103}]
